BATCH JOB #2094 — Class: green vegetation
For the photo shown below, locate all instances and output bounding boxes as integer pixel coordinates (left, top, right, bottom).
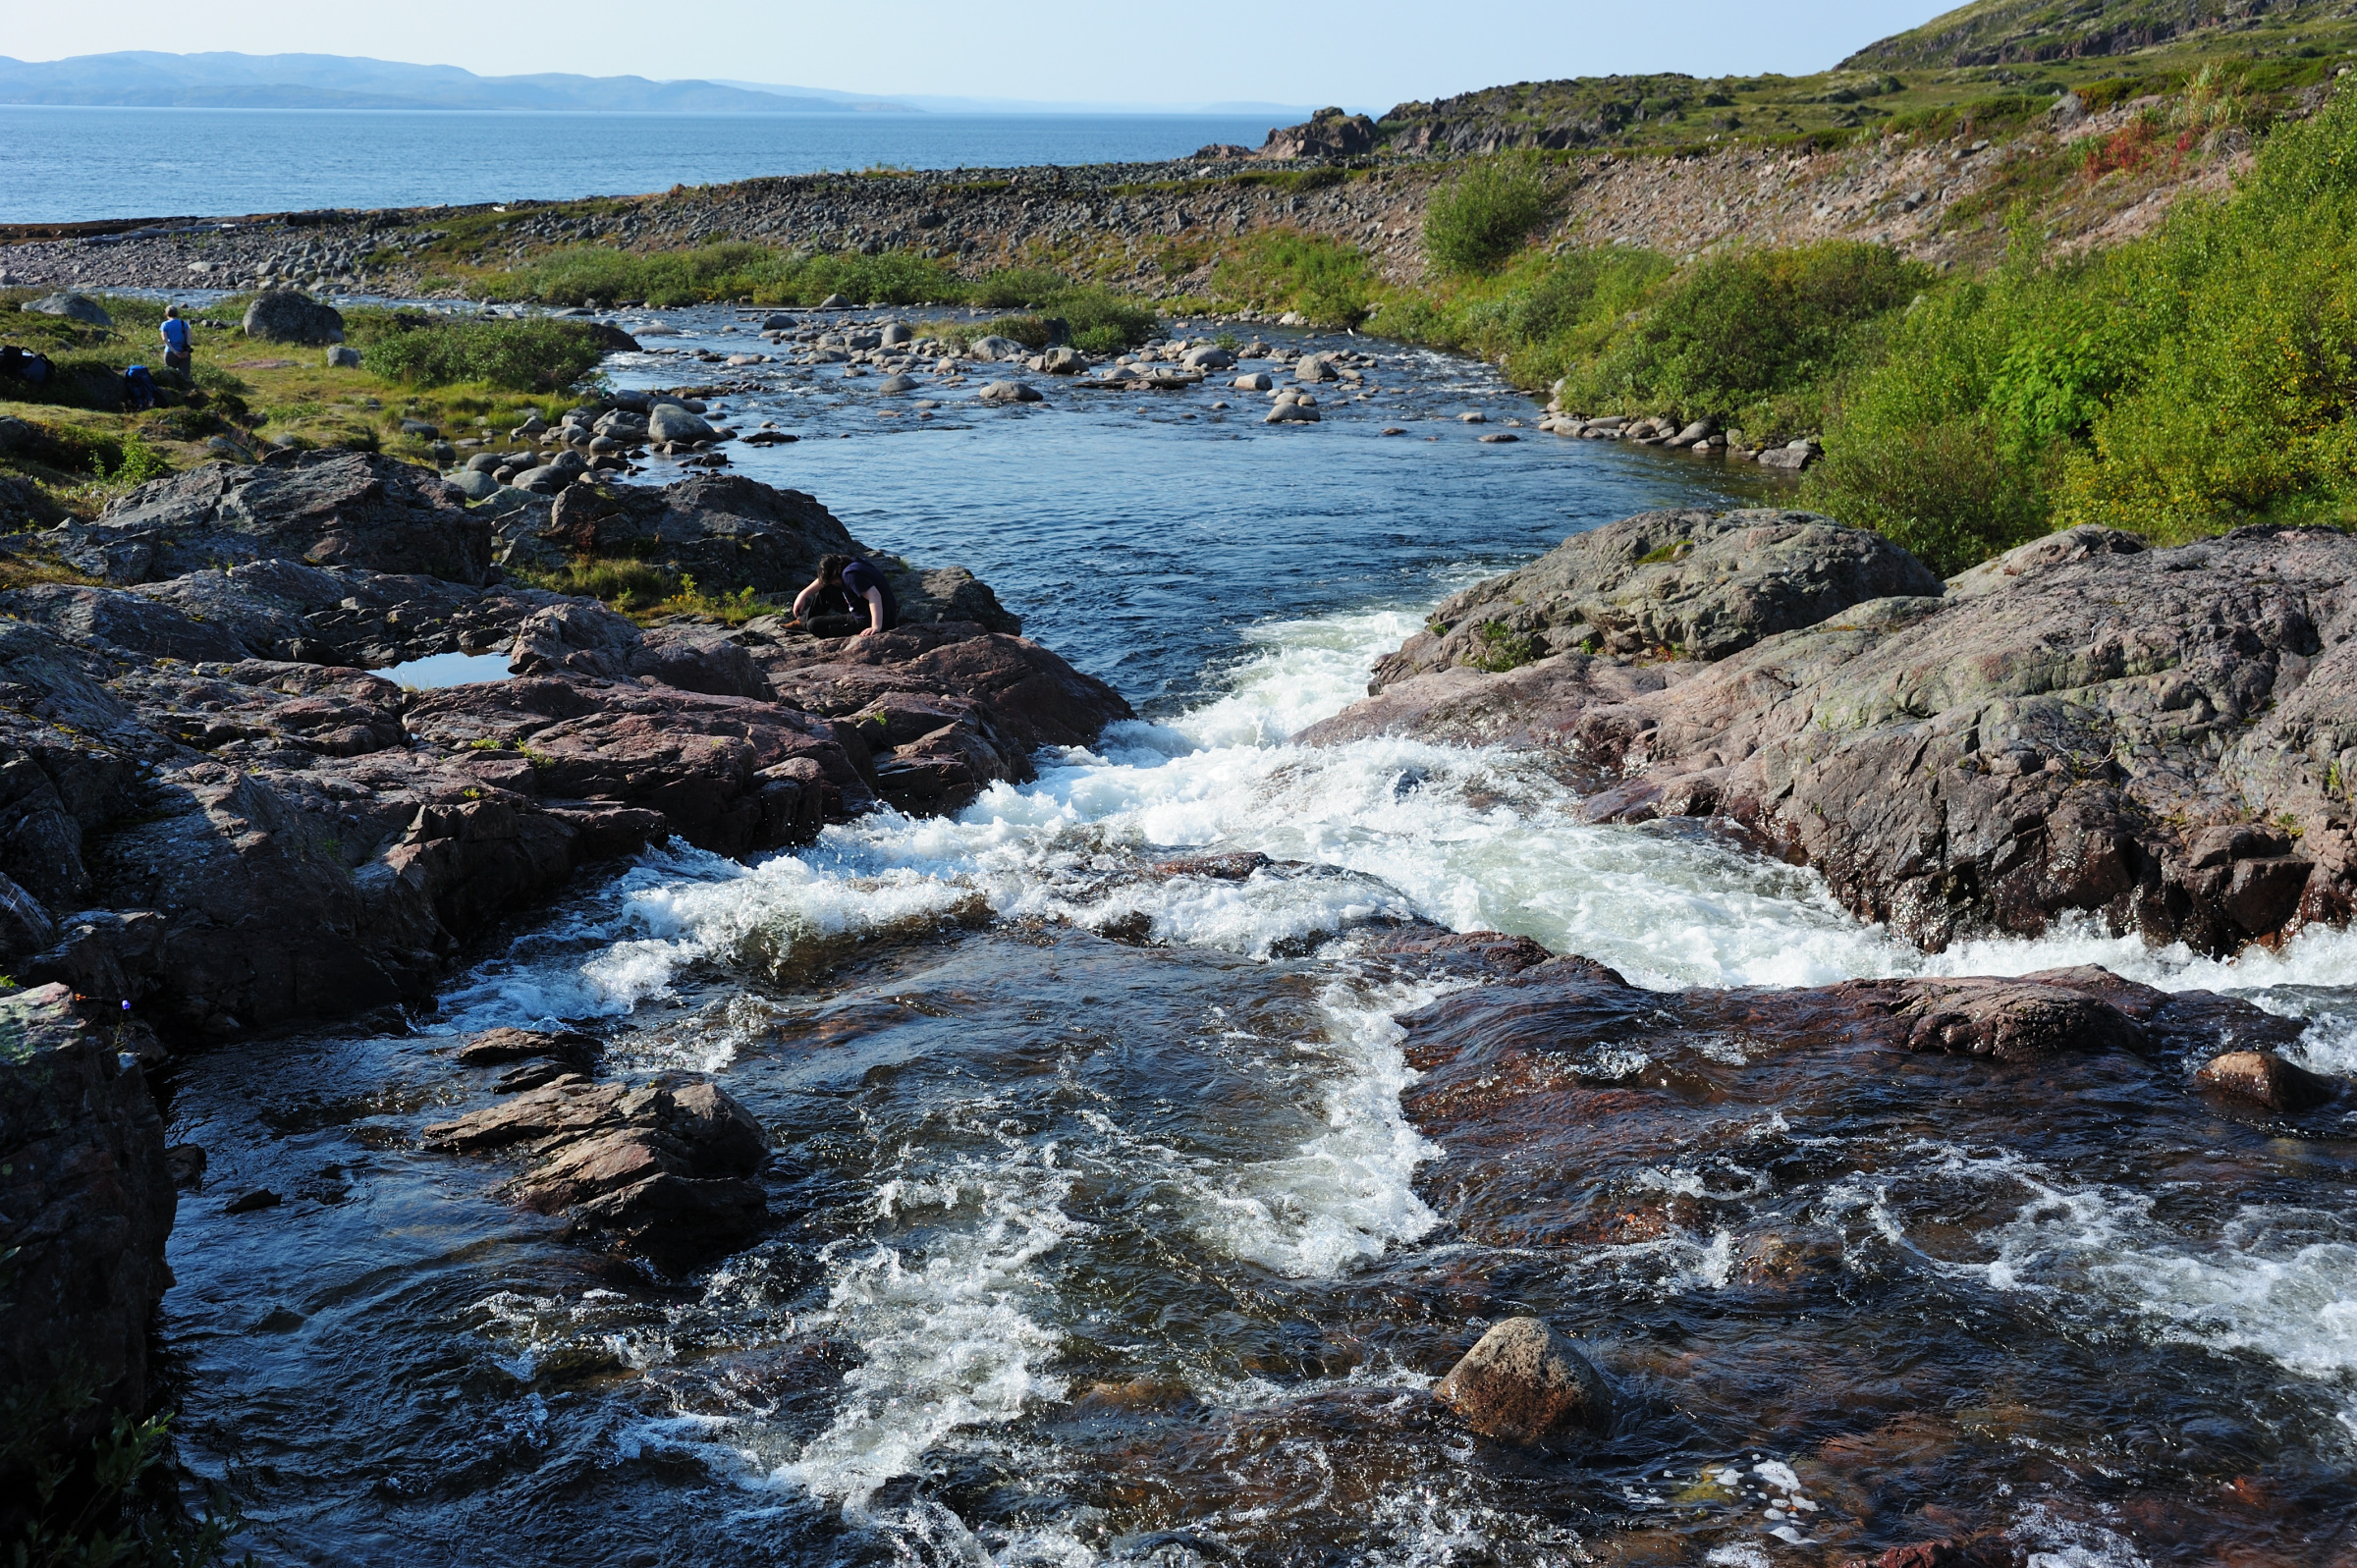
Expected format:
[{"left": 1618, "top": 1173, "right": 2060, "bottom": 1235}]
[
  {"left": 478, "top": 243, "right": 959, "bottom": 308},
  {"left": 343, "top": 310, "right": 608, "bottom": 392},
  {"left": 3, "top": 1374, "right": 249, "bottom": 1568},
  {"left": 1211, "top": 232, "right": 1379, "bottom": 327},
  {"left": 1422, "top": 154, "right": 1562, "bottom": 276},
  {"left": 927, "top": 280, "right": 1158, "bottom": 354},
  {"left": 510, "top": 559, "right": 781, "bottom": 623},
  {"left": 1467, "top": 621, "right": 1539, "bottom": 673}
]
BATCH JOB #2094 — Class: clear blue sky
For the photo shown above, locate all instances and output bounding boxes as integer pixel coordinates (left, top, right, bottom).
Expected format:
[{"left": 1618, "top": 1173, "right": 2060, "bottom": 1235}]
[{"left": 16, "top": 1, "right": 1960, "bottom": 107}]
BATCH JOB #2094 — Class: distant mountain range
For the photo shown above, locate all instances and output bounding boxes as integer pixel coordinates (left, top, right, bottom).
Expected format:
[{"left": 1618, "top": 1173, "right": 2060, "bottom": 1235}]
[{"left": 0, "top": 52, "right": 1330, "bottom": 118}]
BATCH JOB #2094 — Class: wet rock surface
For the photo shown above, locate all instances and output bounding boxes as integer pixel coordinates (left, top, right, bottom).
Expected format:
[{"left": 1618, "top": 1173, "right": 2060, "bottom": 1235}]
[
  {"left": 1371, "top": 508, "right": 1941, "bottom": 685},
  {"left": 0, "top": 460, "right": 1124, "bottom": 1038},
  {"left": 1434, "top": 1316, "right": 1613, "bottom": 1444},
  {"left": 424, "top": 1054, "right": 769, "bottom": 1270},
  {"left": 1314, "top": 518, "right": 2357, "bottom": 954},
  {"left": 0, "top": 983, "right": 174, "bottom": 1463}
]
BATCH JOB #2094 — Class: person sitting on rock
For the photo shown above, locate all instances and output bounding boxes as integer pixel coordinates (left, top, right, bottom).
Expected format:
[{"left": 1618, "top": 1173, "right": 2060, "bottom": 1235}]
[
  {"left": 159, "top": 305, "right": 192, "bottom": 374},
  {"left": 793, "top": 553, "right": 899, "bottom": 637}
]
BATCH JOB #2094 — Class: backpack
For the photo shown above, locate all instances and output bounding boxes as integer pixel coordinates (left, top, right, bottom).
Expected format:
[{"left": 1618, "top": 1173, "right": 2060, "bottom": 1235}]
[
  {"left": 0, "top": 346, "right": 50, "bottom": 385},
  {"left": 124, "top": 364, "right": 159, "bottom": 410}
]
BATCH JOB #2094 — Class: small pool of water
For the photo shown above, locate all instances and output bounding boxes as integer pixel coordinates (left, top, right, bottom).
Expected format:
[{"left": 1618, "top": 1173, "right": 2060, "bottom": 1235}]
[{"left": 378, "top": 650, "right": 515, "bottom": 688}]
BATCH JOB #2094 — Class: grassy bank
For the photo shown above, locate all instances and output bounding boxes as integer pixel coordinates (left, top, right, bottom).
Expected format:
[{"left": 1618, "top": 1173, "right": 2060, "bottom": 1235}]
[
  {"left": 1, "top": 292, "right": 613, "bottom": 519},
  {"left": 1211, "top": 76, "right": 2357, "bottom": 571}
]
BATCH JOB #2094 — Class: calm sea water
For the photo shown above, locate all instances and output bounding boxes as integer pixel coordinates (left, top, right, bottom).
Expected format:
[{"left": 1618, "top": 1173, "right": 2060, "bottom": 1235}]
[
  {"left": 155, "top": 312, "right": 2357, "bottom": 1565},
  {"left": 0, "top": 108, "right": 1283, "bottom": 224}
]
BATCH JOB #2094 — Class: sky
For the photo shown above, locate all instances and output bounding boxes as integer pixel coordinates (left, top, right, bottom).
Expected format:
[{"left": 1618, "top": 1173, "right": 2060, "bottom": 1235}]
[{"left": 11, "top": 1, "right": 1961, "bottom": 107}]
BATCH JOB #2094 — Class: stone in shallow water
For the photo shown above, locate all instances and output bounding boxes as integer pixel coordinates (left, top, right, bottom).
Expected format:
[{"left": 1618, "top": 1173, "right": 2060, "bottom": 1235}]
[{"left": 1436, "top": 1317, "right": 1612, "bottom": 1444}]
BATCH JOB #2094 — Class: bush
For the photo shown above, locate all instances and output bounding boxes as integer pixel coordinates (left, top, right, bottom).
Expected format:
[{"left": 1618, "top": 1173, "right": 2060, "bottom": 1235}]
[
  {"left": 347, "top": 313, "right": 607, "bottom": 391},
  {"left": 968, "top": 267, "right": 1069, "bottom": 308},
  {"left": 485, "top": 245, "right": 959, "bottom": 309},
  {"left": 519, "top": 557, "right": 675, "bottom": 610},
  {"left": 1559, "top": 241, "right": 1927, "bottom": 428},
  {"left": 1424, "top": 154, "right": 1562, "bottom": 276},
  {"left": 1211, "top": 231, "right": 1377, "bottom": 327}
]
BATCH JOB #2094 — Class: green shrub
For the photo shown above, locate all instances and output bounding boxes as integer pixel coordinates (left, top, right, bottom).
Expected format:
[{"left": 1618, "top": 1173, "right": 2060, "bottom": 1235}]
[
  {"left": 1558, "top": 241, "right": 1927, "bottom": 428},
  {"left": 347, "top": 313, "right": 607, "bottom": 391},
  {"left": 1423, "top": 154, "right": 1562, "bottom": 276},
  {"left": 483, "top": 244, "right": 959, "bottom": 309},
  {"left": 3, "top": 1373, "right": 249, "bottom": 1568},
  {"left": 519, "top": 556, "right": 675, "bottom": 610},
  {"left": 969, "top": 267, "right": 1069, "bottom": 308}
]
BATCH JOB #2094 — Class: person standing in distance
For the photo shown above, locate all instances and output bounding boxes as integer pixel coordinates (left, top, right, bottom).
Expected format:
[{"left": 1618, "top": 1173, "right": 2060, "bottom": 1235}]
[
  {"left": 159, "top": 305, "right": 193, "bottom": 375},
  {"left": 792, "top": 553, "right": 900, "bottom": 638}
]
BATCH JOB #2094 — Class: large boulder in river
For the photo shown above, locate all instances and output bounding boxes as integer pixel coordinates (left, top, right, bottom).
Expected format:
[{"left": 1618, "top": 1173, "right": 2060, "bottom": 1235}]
[
  {"left": 645, "top": 404, "right": 714, "bottom": 445},
  {"left": 242, "top": 289, "right": 345, "bottom": 345},
  {"left": 0, "top": 985, "right": 174, "bottom": 1470},
  {"left": 66, "top": 453, "right": 493, "bottom": 586},
  {"left": 1370, "top": 509, "right": 1943, "bottom": 688},
  {"left": 1312, "top": 521, "right": 2357, "bottom": 956},
  {"left": 1437, "top": 1318, "right": 1613, "bottom": 1444}
]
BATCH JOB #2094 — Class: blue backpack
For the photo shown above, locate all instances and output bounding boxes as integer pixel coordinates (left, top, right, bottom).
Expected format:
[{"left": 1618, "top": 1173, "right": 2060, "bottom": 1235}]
[{"left": 124, "top": 364, "right": 159, "bottom": 410}]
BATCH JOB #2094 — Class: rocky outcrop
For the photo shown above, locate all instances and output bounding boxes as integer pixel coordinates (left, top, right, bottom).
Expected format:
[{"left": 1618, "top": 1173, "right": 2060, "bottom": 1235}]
[
  {"left": 1261, "top": 108, "right": 1379, "bottom": 160},
  {"left": 423, "top": 1064, "right": 768, "bottom": 1270},
  {"left": 0, "top": 984, "right": 174, "bottom": 1460},
  {"left": 1311, "top": 520, "right": 2357, "bottom": 956},
  {"left": 1435, "top": 1317, "right": 1613, "bottom": 1444},
  {"left": 1370, "top": 509, "right": 1941, "bottom": 686},
  {"left": 61, "top": 452, "right": 493, "bottom": 586},
  {"left": 0, "top": 461, "right": 1124, "bottom": 1040}
]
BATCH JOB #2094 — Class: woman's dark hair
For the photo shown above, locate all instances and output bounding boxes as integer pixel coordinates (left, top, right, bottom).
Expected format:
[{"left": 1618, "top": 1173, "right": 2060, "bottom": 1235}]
[{"left": 816, "top": 553, "right": 853, "bottom": 582}]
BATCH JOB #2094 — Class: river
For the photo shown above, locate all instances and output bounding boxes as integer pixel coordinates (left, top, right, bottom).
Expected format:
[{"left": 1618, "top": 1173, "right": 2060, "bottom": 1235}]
[{"left": 155, "top": 309, "right": 2357, "bottom": 1566}]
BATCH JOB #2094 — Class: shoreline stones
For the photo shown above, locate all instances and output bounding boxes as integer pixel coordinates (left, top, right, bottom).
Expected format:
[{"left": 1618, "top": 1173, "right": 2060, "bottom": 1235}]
[{"left": 1435, "top": 1317, "right": 1613, "bottom": 1443}]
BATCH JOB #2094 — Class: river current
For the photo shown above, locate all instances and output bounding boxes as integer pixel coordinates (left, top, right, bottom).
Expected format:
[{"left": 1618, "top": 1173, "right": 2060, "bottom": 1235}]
[{"left": 158, "top": 310, "right": 2357, "bottom": 1565}]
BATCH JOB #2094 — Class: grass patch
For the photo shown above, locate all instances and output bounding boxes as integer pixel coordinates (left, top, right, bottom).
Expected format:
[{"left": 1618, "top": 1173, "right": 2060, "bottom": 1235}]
[
  {"left": 1210, "top": 231, "right": 1377, "bottom": 327},
  {"left": 482, "top": 243, "right": 959, "bottom": 308}
]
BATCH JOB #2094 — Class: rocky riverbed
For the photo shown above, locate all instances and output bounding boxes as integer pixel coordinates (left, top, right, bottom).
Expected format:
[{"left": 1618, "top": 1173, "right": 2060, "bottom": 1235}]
[{"left": 5, "top": 320, "right": 2355, "bottom": 1565}]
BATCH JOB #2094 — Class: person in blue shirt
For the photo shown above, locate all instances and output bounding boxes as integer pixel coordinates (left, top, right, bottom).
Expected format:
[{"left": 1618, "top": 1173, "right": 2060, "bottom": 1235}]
[
  {"left": 792, "top": 553, "right": 900, "bottom": 637},
  {"left": 158, "top": 306, "right": 192, "bottom": 374}
]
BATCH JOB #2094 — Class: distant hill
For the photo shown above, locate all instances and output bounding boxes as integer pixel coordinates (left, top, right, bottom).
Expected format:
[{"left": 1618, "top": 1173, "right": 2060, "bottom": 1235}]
[
  {"left": 1843, "top": 0, "right": 2350, "bottom": 71},
  {"left": 0, "top": 52, "right": 915, "bottom": 113},
  {"left": 1338, "top": 0, "right": 2354, "bottom": 157}
]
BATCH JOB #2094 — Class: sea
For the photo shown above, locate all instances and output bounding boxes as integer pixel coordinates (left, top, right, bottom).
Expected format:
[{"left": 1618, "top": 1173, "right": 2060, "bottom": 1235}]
[
  {"left": 0, "top": 107, "right": 1284, "bottom": 224},
  {"left": 152, "top": 303, "right": 2357, "bottom": 1566}
]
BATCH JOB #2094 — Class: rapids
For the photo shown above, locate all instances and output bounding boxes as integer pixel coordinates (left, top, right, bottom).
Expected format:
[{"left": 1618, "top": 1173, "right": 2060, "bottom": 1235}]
[{"left": 156, "top": 314, "right": 2357, "bottom": 1566}]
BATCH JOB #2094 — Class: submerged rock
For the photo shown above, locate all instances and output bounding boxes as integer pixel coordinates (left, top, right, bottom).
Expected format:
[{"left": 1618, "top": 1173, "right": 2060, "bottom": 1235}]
[
  {"left": 2195, "top": 1049, "right": 2337, "bottom": 1112},
  {"left": 1315, "top": 518, "right": 2357, "bottom": 956},
  {"left": 1435, "top": 1317, "right": 1613, "bottom": 1443}
]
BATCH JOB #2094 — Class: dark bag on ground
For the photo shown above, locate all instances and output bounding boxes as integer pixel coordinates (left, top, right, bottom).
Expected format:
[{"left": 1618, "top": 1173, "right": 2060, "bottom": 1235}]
[{"left": 0, "top": 346, "right": 52, "bottom": 385}]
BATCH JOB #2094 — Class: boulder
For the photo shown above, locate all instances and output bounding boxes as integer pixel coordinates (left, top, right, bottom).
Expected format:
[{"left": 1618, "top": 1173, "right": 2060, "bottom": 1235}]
[
  {"left": 1265, "top": 402, "right": 1321, "bottom": 423},
  {"left": 1436, "top": 1318, "right": 1612, "bottom": 1444},
  {"left": 23, "top": 292, "right": 112, "bottom": 327},
  {"left": 325, "top": 345, "right": 362, "bottom": 368},
  {"left": 876, "top": 374, "right": 921, "bottom": 395},
  {"left": 450, "top": 468, "right": 499, "bottom": 501},
  {"left": 977, "top": 380, "right": 1043, "bottom": 405},
  {"left": 1294, "top": 354, "right": 1340, "bottom": 383},
  {"left": 968, "top": 335, "right": 1025, "bottom": 362},
  {"left": 1233, "top": 372, "right": 1274, "bottom": 392},
  {"left": 423, "top": 1073, "right": 768, "bottom": 1270},
  {"left": 1042, "top": 346, "right": 1084, "bottom": 374},
  {"left": 2195, "top": 1050, "right": 2337, "bottom": 1112},
  {"left": 1366, "top": 509, "right": 1944, "bottom": 687},
  {"left": 242, "top": 290, "right": 346, "bottom": 346},
  {"left": 542, "top": 473, "right": 859, "bottom": 596},
  {"left": 647, "top": 405, "right": 715, "bottom": 445},
  {"left": 879, "top": 322, "right": 913, "bottom": 347},
  {"left": 67, "top": 452, "right": 495, "bottom": 586},
  {"left": 0, "top": 985, "right": 174, "bottom": 1468},
  {"left": 1182, "top": 345, "right": 1237, "bottom": 370}
]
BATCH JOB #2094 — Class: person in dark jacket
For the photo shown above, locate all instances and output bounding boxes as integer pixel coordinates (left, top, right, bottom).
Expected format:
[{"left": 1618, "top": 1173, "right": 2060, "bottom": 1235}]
[{"left": 792, "top": 553, "right": 900, "bottom": 636}]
